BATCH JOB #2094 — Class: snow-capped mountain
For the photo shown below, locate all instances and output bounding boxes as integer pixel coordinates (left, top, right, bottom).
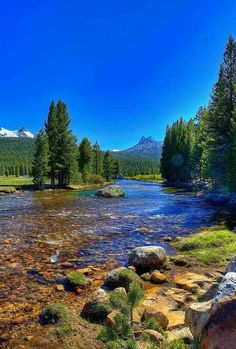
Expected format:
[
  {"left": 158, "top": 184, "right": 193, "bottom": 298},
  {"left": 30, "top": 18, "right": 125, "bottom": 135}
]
[{"left": 0, "top": 127, "right": 34, "bottom": 138}]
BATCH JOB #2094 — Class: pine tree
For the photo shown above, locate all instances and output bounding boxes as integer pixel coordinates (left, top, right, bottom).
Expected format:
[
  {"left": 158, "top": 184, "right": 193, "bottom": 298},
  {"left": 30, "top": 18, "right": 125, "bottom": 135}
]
[
  {"left": 92, "top": 141, "right": 103, "bottom": 175},
  {"left": 103, "top": 151, "right": 113, "bottom": 182},
  {"left": 45, "top": 101, "right": 58, "bottom": 188},
  {"left": 78, "top": 138, "right": 92, "bottom": 182},
  {"left": 32, "top": 129, "right": 49, "bottom": 189},
  {"left": 227, "top": 100, "right": 236, "bottom": 191},
  {"left": 113, "top": 159, "right": 120, "bottom": 179},
  {"left": 56, "top": 100, "right": 78, "bottom": 186}
]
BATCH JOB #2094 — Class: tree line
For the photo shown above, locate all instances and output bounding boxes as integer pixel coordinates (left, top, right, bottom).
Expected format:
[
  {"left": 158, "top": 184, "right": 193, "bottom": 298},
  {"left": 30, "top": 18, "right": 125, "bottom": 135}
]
[
  {"left": 0, "top": 138, "right": 33, "bottom": 177},
  {"left": 161, "top": 36, "right": 236, "bottom": 192},
  {"left": 32, "top": 100, "right": 120, "bottom": 188}
]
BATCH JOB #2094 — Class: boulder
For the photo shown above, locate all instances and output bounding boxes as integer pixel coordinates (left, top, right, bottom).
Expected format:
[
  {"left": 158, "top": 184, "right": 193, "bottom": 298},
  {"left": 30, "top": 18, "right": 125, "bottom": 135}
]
[
  {"left": 141, "top": 272, "right": 151, "bottom": 281},
  {"left": 142, "top": 304, "right": 169, "bottom": 330},
  {"left": 227, "top": 255, "right": 236, "bottom": 273},
  {"left": 81, "top": 288, "right": 112, "bottom": 322},
  {"left": 167, "top": 327, "right": 193, "bottom": 343},
  {"left": 201, "top": 299, "right": 236, "bottom": 349},
  {"left": 95, "top": 185, "right": 125, "bottom": 198},
  {"left": 150, "top": 271, "right": 167, "bottom": 284},
  {"left": 128, "top": 246, "right": 167, "bottom": 271},
  {"left": 0, "top": 186, "right": 17, "bottom": 194},
  {"left": 185, "top": 300, "right": 212, "bottom": 339},
  {"left": 104, "top": 267, "right": 142, "bottom": 291},
  {"left": 142, "top": 329, "right": 165, "bottom": 344}
]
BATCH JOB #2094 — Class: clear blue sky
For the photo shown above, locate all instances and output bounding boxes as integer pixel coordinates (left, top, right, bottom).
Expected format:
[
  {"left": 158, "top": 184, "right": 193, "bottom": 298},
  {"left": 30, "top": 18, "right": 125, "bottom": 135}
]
[{"left": 0, "top": 1, "right": 235, "bottom": 150}]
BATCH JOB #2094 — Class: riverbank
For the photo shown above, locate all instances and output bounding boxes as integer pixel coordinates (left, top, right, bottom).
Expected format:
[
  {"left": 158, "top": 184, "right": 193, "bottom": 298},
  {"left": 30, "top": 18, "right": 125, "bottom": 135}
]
[
  {"left": 0, "top": 176, "right": 112, "bottom": 193},
  {"left": 127, "top": 174, "right": 163, "bottom": 183}
]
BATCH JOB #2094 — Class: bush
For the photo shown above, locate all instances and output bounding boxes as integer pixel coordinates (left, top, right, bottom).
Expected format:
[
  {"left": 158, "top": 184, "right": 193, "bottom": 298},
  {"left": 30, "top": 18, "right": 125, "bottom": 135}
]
[
  {"left": 87, "top": 173, "right": 104, "bottom": 184},
  {"left": 67, "top": 271, "right": 92, "bottom": 288}
]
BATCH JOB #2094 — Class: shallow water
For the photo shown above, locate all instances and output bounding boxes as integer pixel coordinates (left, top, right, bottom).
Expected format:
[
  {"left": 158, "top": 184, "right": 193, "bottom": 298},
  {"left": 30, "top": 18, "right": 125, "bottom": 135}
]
[{"left": 0, "top": 180, "right": 216, "bottom": 269}]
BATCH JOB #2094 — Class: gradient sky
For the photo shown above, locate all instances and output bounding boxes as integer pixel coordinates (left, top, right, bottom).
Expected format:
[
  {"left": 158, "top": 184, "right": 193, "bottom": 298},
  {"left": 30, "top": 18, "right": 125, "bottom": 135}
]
[{"left": 0, "top": 1, "right": 235, "bottom": 150}]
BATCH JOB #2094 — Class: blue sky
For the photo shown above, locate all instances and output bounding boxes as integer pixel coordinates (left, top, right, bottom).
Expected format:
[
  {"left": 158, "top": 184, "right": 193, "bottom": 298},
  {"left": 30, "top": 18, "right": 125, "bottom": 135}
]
[{"left": 0, "top": 1, "right": 235, "bottom": 150}]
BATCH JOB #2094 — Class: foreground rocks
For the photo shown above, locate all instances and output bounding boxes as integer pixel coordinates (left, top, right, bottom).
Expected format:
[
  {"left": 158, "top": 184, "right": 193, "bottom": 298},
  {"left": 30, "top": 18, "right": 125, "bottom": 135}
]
[
  {"left": 95, "top": 185, "right": 125, "bottom": 198},
  {"left": 185, "top": 259, "right": 236, "bottom": 349},
  {"left": 104, "top": 267, "right": 142, "bottom": 291},
  {"left": 128, "top": 246, "right": 167, "bottom": 271},
  {"left": 81, "top": 289, "right": 112, "bottom": 322}
]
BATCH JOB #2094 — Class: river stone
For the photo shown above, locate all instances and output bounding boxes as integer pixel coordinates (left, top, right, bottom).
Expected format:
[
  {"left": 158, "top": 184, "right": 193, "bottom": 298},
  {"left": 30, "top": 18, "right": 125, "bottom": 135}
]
[
  {"left": 0, "top": 186, "right": 17, "bottom": 194},
  {"left": 151, "top": 271, "right": 167, "bottom": 284},
  {"left": 142, "top": 329, "right": 165, "bottom": 344},
  {"left": 227, "top": 255, "right": 236, "bottom": 272},
  {"left": 104, "top": 267, "right": 142, "bottom": 291},
  {"left": 185, "top": 300, "right": 212, "bottom": 339},
  {"left": 142, "top": 304, "right": 169, "bottom": 329},
  {"left": 95, "top": 185, "right": 125, "bottom": 198},
  {"left": 128, "top": 246, "right": 167, "bottom": 271},
  {"left": 201, "top": 299, "right": 236, "bottom": 349},
  {"left": 81, "top": 288, "right": 112, "bottom": 322}
]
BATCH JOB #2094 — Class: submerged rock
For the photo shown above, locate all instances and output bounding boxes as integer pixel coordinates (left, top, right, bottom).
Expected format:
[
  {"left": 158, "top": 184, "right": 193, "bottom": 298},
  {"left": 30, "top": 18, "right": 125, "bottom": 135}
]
[
  {"left": 128, "top": 246, "right": 167, "bottom": 271},
  {"left": 104, "top": 267, "right": 142, "bottom": 291},
  {"left": 95, "top": 185, "right": 125, "bottom": 198}
]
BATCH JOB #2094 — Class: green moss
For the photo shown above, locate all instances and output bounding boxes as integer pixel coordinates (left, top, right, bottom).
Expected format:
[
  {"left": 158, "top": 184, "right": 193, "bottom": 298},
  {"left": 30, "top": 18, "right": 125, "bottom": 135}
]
[
  {"left": 171, "top": 227, "right": 236, "bottom": 266},
  {"left": 43, "top": 303, "right": 69, "bottom": 324},
  {"left": 127, "top": 174, "right": 163, "bottom": 183},
  {"left": 67, "top": 271, "right": 91, "bottom": 288}
]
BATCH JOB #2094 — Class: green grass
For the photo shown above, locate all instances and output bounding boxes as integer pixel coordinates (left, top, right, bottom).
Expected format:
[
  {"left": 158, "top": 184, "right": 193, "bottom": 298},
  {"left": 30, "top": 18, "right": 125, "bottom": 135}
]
[
  {"left": 171, "top": 227, "right": 236, "bottom": 266},
  {"left": 127, "top": 174, "right": 163, "bottom": 183},
  {"left": 0, "top": 176, "right": 34, "bottom": 186}
]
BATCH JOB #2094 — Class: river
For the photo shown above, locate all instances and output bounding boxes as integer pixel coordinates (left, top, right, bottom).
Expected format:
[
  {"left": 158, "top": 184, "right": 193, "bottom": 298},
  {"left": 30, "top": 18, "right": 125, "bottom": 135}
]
[{"left": 0, "top": 180, "right": 217, "bottom": 271}]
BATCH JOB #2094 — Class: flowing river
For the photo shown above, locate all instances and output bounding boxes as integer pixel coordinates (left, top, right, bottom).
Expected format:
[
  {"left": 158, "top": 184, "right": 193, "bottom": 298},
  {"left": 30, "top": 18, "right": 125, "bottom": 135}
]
[{"left": 0, "top": 180, "right": 217, "bottom": 271}]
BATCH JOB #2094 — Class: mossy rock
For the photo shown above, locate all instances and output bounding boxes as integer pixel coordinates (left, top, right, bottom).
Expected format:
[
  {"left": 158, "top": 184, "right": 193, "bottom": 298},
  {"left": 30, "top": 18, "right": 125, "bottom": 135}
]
[
  {"left": 104, "top": 267, "right": 143, "bottom": 291},
  {"left": 95, "top": 185, "right": 125, "bottom": 198},
  {"left": 66, "top": 271, "right": 92, "bottom": 289},
  {"left": 43, "top": 303, "right": 69, "bottom": 324}
]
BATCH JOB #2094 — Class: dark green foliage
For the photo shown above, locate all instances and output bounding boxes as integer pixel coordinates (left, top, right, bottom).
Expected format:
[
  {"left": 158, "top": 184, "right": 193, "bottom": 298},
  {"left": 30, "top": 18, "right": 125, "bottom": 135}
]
[
  {"left": 92, "top": 141, "right": 104, "bottom": 175},
  {"left": 78, "top": 137, "right": 93, "bottom": 182},
  {"left": 55, "top": 100, "right": 79, "bottom": 186},
  {"left": 98, "top": 281, "right": 144, "bottom": 349},
  {"left": 103, "top": 151, "right": 114, "bottom": 181},
  {"left": 32, "top": 129, "right": 49, "bottom": 189},
  {"left": 45, "top": 101, "right": 58, "bottom": 187},
  {"left": 112, "top": 153, "right": 160, "bottom": 177},
  {"left": 161, "top": 36, "right": 236, "bottom": 191},
  {"left": 0, "top": 137, "right": 34, "bottom": 176}
]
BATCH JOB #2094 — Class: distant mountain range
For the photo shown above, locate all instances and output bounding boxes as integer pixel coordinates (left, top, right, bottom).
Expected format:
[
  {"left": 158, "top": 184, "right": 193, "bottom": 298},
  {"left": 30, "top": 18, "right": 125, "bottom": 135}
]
[
  {"left": 111, "top": 136, "right": 163, "bottom": 159},
  {"left": 0, "top": 127, "right": 34, "bottom": 138}
]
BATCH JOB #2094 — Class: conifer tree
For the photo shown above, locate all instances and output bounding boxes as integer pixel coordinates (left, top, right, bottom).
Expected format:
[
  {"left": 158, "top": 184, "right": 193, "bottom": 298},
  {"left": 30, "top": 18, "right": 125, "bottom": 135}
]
[
  {"left": 113, "top": 159, "right": 120, "bottom": 179},
  {"left": 56, "top": 100, "right": 78, "bottom": 186},
  {"left": 103, "top": 151, "right": 113, "bottom": 182},
  {"left": 32, "top": 129, "right": 49, "bottom": 189},
  {"left": 92, "top": 141, "right": 103, "bottom": 175},
  {"left": 78, "top": 138, "right": 93, "bottom": 182},
  {"left": 45, "top": 101, "right": 58, "bottom": 188}
]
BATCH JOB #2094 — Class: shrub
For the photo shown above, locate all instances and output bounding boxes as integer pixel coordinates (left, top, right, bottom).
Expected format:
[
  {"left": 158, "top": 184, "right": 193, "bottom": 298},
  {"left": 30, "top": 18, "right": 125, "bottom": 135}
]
[
  {"left": 67, "top": 271, "right": 91, "bottom": 288},
  {"left": 87, "top": 173, "right": 104, "bottom": 184}
]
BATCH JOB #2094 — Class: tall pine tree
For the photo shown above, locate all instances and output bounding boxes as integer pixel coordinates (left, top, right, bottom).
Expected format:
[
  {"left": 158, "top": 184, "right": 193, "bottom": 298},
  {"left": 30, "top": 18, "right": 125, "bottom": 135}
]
[{"left": 32, "top": 129, "right": 49, "bottom": 189}]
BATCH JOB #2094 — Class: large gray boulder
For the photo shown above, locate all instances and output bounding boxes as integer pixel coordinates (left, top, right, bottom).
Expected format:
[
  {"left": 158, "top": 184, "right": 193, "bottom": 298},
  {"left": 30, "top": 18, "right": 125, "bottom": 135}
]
[
  {"left": 95, "top": 185, "right": 125, "bottom": 198},
  {"left": 128, "top": 246, "right": 167, "bottom": 271}
]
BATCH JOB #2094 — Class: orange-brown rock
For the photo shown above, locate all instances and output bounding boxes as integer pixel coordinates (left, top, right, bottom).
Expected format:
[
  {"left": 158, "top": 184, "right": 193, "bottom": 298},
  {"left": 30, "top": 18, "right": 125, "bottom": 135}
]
[
  {"left": 201, "top": 299, "right": 236, "bottom": 349},
  {"left": 142, "top": 304, "right": 169, "bottom": 329},
  {"left": 150, "top": 271, "right": 166, "bottom": 284},
  {"left": 142, "top": 329, "right": 165, "bottom": 344}
]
